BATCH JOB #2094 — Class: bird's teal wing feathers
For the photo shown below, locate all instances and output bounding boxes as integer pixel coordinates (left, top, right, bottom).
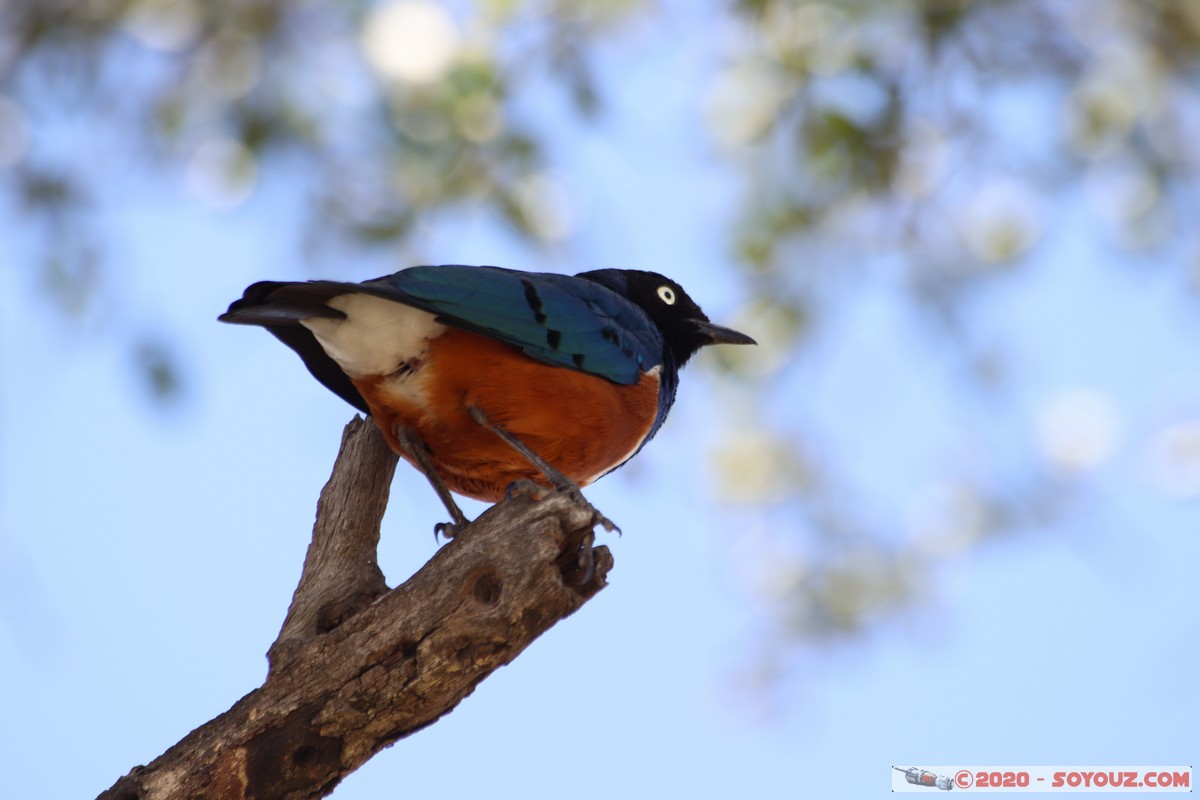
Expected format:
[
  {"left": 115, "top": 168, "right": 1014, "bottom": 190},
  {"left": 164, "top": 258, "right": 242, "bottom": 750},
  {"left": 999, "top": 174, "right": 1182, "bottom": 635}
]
[{"left": 359, "top": 265, "right": 664, "bottom": 386}]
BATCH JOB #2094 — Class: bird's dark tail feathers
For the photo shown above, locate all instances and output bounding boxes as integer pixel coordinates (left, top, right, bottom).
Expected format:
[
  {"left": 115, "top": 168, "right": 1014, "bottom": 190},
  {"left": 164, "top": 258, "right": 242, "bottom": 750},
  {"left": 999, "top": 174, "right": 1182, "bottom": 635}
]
[
  {"left": 218, "top": 280, "right": 362, "bottom": 326},
  {"left": 218, "top": 280, "right": 372, "bottom": 414}
]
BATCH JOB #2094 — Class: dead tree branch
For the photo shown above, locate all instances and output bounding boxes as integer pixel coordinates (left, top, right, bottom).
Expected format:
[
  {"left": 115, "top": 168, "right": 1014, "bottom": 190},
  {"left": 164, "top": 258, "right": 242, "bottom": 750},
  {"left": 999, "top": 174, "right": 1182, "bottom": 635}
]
[{"left": 99, "top": 417, "right": 613, "bottom": 800}]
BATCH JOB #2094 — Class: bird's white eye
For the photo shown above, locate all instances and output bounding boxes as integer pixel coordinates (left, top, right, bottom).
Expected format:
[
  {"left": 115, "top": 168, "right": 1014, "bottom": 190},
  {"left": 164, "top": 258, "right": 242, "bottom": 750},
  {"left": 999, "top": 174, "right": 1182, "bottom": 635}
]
[{"left": 657, "top": 285, "right": 676, "bottom": 305}]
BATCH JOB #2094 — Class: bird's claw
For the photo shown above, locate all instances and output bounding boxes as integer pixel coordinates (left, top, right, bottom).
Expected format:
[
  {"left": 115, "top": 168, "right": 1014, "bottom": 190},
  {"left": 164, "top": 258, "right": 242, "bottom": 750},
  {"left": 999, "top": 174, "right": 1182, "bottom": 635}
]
[
  {"left": 504, "top": 481, "right": 620, "bottom": 535},
  {"left": 590, "top": 507, "right": 620, "bottom": 536},
  {"left": 434, "top": 520, "right": 463, "bottom": 540},
  {"left": 562, "top": 487, "right": 620, "bottom": 536}
]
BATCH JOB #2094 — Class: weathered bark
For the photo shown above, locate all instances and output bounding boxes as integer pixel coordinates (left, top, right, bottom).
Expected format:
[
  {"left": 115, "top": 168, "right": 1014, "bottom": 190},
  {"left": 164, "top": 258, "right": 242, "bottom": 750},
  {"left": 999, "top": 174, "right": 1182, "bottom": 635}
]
[
  {"left": 99, "top": 417, "right": 613, "bottom": 800},
  {"left": 268, "top": 418, "right": 397, "bottom": 675}
]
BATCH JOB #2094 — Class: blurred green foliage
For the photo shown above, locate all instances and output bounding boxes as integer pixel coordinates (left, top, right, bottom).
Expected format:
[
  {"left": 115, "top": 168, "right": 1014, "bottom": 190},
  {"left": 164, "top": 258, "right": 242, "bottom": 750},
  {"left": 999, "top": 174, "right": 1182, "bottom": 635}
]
[{"left": 706, "top": 0, "right": 1200, "bottom": 670}]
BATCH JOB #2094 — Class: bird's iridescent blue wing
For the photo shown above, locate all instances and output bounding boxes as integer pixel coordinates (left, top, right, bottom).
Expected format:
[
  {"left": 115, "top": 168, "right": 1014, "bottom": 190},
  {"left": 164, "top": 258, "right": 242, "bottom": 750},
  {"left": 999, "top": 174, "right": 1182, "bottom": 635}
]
[{"left": 359, "top": 265, "right": 663, "bottom": 386}]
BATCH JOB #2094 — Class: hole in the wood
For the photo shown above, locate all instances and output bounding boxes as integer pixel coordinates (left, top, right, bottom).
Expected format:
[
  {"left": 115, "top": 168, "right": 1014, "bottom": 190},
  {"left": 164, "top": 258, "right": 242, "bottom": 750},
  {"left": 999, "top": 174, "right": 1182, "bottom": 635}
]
[
  {"left": 400, "top": 640, "right": 419, "bottom": 659},
  {"left": 556, "top": 529, "right": 596, "bottom": 585},
  {"left": 291, "top": 745, "right": 318, "bottom": 767},
  {"left": 472, "top": 570, "right": 502, "bottom": 606}
]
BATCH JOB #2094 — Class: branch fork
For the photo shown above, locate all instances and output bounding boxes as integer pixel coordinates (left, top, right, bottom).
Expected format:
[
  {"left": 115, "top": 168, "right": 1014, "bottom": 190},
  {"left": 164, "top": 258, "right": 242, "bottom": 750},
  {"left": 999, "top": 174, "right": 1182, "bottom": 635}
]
[{"left": 100, "top": 416, "right": 614, "bottom": 800}]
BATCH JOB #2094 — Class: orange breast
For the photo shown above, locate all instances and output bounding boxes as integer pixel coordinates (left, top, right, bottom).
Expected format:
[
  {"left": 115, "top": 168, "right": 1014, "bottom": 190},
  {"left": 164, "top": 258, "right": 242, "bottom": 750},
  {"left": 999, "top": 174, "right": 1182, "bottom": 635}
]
[{"left": 352, "top": 327, "right": 660, "bottom": 502}]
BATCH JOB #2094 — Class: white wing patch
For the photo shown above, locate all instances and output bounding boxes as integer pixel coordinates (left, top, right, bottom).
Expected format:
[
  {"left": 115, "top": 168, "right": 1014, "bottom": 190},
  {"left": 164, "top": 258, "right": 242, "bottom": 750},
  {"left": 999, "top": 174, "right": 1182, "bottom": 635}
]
[{"left": 300, "top": 294, "right": 446, "bottom": 378}]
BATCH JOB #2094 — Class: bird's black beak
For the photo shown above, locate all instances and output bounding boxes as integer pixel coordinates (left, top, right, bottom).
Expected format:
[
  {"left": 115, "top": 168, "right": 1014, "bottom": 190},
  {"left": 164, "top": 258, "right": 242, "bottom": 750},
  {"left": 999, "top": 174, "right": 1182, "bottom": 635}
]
[{"left": 693, "top": 319, "right": 756, "bottom": 346}]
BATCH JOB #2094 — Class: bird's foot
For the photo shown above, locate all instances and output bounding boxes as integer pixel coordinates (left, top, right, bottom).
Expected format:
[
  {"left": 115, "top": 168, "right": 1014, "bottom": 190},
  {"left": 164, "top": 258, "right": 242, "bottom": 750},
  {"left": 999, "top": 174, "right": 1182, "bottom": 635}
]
[
  {"left": 504, "top": 480, "right": 620, "bottom": 536},
  {"left": 555, "top": 488, "right": 617, "bottom": 587},
  {"left": 563, "top": 487, "right": 620, "bottom": 536},
  {"left": 500, "top": 481, "right": 614, "bottom": 586},
  {"left": 433, "top": 510, "right": 472, "bottom": 540}
]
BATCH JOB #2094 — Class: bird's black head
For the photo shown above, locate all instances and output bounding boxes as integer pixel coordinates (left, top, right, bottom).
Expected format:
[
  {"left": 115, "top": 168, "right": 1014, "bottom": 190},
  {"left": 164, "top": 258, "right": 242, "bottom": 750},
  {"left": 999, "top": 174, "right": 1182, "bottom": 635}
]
[{"left": 578, "top": 269, "right": 756, "bottom": 368}]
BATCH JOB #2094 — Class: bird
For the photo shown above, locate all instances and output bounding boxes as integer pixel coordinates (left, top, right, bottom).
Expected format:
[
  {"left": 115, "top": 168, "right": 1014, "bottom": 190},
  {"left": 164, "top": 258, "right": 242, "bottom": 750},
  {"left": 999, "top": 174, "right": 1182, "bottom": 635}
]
[{"left": 220, "top": 264, "right": 755, "bottom": 536}]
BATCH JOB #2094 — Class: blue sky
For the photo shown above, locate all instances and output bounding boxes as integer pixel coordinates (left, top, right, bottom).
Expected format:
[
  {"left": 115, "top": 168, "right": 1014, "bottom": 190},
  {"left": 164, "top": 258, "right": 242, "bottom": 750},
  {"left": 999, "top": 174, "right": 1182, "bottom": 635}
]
[{"left": 2, "top": 2, "right": 1198, "bottom": 797}]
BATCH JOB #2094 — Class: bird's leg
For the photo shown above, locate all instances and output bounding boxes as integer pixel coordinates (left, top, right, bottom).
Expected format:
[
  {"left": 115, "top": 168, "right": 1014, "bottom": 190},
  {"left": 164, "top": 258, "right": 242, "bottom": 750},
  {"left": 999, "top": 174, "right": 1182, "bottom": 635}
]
[
  {"left": 466, "top": 405, "right": 619, "bottom": 558},
  {"left": 396, "top": 427, "right": 470, "bottom": 539},
  {"left": 466, "top": 405, "right": 577, "bottom": 492}
]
